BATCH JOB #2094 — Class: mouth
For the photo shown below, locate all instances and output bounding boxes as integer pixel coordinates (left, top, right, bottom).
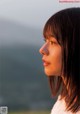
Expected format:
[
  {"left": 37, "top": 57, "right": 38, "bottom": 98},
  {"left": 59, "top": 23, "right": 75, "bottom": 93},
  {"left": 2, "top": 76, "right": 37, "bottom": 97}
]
[{"left": 42, "top": 59, "right": 50, "bottom": 66}]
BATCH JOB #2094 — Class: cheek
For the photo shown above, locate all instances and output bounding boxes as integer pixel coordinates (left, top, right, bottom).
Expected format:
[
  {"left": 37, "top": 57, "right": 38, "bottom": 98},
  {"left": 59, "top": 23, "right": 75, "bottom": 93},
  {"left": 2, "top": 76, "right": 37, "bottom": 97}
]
[
  {"left": 49, "top": 49, "right": 62, "bottom": 75},
  {"left": 43, "top": 45, "right": 62, "bottom": 76},
  {"left": 51, "top": 48, "right": 62, "bottom": 62}
]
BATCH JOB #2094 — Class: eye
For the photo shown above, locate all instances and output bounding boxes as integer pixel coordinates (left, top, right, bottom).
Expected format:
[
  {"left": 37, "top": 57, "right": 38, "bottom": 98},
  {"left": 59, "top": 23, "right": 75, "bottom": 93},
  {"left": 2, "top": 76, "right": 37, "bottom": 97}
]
[
  {"left": 50, "top": 41, "right": 56, "bottom": 45},
  {"left": 43, "top": 39, "right": 46, "bottom": 42},
  {"left": 50, "top": 41, "right": 54, "bottom": 45},
  {"left": 43, "top": 38, "right": 48, "bottom": 43}
]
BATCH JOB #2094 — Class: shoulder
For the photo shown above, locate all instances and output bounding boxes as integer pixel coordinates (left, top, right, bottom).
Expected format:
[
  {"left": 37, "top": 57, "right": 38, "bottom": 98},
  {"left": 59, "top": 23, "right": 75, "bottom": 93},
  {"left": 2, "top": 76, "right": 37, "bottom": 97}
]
[
  {"left": 50, "top": 95, "right": 80, "bottom": 114},
  {"left": 51, "top": 95, "right": 66, "bottom": 114}
]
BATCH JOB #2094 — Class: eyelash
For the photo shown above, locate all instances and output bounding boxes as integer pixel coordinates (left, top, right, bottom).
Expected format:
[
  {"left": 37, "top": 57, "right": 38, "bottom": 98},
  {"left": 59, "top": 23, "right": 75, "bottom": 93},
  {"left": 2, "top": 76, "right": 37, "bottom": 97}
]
[
  {"left": 43, "top": 39, "right": 56, "bottom": 45},
  {"left": 50, "top": 41, "right": 55, "bottom": 45},
  {"left": 43, "top": 39, "right": 46, "bottom": 42}
]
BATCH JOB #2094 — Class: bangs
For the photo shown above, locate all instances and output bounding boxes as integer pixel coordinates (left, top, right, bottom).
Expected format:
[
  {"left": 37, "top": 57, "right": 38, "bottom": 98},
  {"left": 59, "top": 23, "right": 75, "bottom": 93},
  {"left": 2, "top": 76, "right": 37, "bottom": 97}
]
[
  {"left": 43, "top": 21, "right": 62, "bottom": 45},
  {"left": 43, "top": 24, "right": 55, "bottom": 39}
]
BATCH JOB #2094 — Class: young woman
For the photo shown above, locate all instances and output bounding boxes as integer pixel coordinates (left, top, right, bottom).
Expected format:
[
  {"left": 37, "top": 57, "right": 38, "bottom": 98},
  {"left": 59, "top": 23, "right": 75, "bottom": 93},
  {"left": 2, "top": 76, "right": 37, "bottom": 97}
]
[{"left": 39, "top": 7, "right": 80, "bottom": 114}]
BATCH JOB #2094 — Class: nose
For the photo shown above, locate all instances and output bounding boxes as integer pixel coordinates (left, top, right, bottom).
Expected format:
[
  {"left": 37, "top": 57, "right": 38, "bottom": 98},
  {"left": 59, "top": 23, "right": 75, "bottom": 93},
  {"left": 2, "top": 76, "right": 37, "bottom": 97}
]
[{"left": 39, "top": 43, "right": 49, "bottom": 55}]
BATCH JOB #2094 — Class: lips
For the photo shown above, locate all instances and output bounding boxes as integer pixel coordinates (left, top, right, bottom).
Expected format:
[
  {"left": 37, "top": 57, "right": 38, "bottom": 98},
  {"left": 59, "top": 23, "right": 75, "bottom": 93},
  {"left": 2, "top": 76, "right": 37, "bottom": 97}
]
[{"left": 42, "top": 59, "right": 50, "bottom": 66}]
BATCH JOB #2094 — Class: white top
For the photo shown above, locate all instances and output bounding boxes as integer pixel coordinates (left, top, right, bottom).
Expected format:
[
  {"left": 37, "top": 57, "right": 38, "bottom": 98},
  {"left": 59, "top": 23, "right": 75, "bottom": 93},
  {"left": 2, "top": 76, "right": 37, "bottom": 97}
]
[{"left": 51, "top": 96, "right": 80, "bottom": 114}]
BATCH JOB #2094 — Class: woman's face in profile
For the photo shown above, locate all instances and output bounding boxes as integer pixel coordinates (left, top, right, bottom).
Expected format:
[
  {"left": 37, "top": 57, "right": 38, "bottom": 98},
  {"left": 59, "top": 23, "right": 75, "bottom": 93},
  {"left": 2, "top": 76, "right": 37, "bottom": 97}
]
[{"left": 39, "top": 36, "right": 62, "bottom": 76}]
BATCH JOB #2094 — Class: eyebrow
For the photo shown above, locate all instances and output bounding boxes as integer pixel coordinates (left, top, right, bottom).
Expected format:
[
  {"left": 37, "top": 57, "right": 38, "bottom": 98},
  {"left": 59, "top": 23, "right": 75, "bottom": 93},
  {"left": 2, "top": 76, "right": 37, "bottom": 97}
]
[{"left": 44, "top": 33, "right": 56, "bottom": 38}]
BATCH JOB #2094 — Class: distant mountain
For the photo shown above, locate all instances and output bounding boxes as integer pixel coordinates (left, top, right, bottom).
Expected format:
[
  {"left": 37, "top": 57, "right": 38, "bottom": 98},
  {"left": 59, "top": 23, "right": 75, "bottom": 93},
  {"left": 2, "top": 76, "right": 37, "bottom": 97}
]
[
  {"left": 0, "top": 18, "right": 43, "bottom": 46},
  {"left": 0, "top": 19, "right": 55, "bottom": 111},
  {"left": 0, "top": 45, "right": 54, "bottom": 111}
]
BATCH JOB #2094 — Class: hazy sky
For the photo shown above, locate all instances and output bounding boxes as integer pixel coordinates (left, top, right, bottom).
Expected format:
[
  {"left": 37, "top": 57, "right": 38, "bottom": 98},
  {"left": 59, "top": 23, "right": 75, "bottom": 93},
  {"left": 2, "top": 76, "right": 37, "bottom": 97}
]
[
  {"left": 0, "top": 0, "right": 80, "bottom": 46},
  {"left": 0, "top": 0, "right": 80, "bottom": 28}
]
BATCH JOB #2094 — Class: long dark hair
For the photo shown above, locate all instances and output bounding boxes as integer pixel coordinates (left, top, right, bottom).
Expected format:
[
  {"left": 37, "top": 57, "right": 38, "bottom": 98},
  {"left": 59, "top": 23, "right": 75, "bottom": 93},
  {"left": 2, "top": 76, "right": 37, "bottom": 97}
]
[{"left": 43, "top": 7, "right": 80, "bottom": 113}]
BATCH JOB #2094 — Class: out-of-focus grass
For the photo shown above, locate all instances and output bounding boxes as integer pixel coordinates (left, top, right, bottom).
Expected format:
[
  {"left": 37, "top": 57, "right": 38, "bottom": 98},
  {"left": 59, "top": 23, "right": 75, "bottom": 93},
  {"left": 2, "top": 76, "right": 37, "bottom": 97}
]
[{"left": 9, "top": 111, "right": 50, "bottom": 114}]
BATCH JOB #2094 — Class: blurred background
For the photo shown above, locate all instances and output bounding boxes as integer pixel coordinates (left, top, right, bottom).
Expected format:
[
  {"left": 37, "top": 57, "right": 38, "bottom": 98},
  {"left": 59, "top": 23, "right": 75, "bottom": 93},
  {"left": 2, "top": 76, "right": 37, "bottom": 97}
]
[{"left": 0, "top": 0, "right": 79, "bottom": 113}]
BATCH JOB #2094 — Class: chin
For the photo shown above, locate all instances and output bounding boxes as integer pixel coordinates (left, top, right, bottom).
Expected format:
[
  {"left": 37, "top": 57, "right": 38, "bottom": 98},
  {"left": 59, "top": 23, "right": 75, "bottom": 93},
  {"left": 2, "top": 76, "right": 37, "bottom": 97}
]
[
  {"left": 44, "top": 69, "right": 60, "bottom": 77},
  {"left": 44, "top": 70, "right": 54, "bottom": 76}
]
